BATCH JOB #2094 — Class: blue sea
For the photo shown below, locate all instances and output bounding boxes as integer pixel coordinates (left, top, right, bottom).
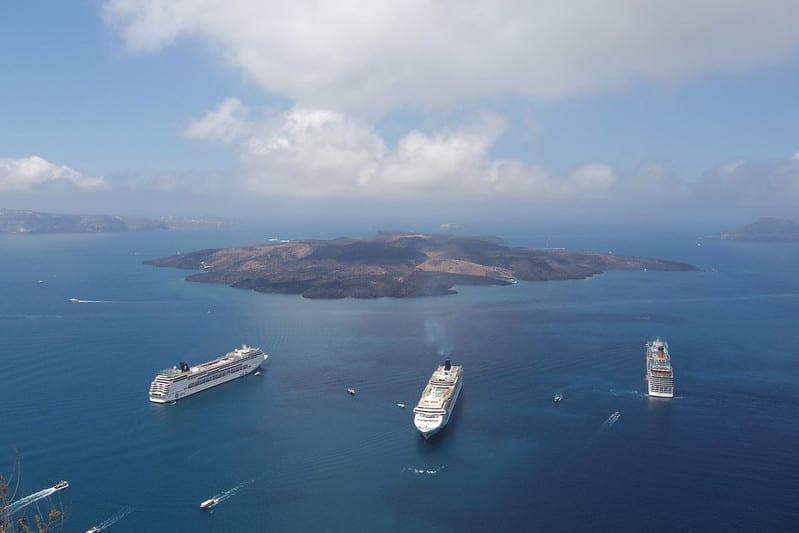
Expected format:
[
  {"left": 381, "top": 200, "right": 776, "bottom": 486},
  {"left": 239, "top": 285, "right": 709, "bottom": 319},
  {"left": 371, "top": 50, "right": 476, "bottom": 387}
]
[{"left": 1, "top": 223, "right": 797, "bottom": 532}]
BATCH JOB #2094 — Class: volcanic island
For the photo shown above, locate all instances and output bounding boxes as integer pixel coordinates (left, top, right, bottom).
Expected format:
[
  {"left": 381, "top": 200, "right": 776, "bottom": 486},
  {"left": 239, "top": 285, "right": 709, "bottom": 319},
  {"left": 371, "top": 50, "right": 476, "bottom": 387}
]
[{"left": 144, "top": 232, "right": 699, "bottom": 299}]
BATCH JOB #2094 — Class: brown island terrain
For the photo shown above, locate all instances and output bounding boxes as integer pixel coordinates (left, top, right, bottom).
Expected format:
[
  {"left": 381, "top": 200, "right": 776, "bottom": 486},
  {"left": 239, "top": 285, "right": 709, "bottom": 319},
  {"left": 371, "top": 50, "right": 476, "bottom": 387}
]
[{"left": 144, "top": 232, "right": 699, "bottom": 299}]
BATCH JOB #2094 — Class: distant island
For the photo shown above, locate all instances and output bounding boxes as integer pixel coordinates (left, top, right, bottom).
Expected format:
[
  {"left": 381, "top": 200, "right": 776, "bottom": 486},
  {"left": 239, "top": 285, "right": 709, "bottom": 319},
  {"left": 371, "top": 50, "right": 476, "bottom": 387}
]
[
  {"left": 145, "top": 232, "right": 699, "bottom": 299},
  {"left": 0, "top": 209, "right": 231, "bottom": 234},
  {"left": 708, "top": 217, "right": 799, "bottom": 242}
]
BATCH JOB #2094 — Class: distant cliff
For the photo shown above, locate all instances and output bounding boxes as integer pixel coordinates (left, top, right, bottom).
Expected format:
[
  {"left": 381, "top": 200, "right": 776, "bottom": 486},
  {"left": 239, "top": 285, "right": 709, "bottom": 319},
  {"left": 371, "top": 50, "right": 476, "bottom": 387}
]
[
  {"left": 0, "top": 209, "right": 231, "bottom": 234},
  {"left": 709, "top": 218, "right": 799, "bottom": 242},
  {"left": 145, "top": 232, "right": 699, "bottom": 299}
]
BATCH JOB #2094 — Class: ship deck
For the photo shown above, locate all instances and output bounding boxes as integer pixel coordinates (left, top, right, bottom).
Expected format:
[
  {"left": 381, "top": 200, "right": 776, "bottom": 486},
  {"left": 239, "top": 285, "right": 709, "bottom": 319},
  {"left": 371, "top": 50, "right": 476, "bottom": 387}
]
[
  {"left": 415, "top": 366, "right": 462, "bottom": 411},
  {"left": 156, "top": 347, "right": 263, "bottom": 379}
]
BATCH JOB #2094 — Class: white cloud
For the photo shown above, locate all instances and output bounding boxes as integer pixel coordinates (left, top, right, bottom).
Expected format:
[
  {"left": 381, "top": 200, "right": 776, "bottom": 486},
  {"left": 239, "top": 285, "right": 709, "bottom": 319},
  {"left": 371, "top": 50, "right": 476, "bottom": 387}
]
[
  {"left": 183, "top": 97, "right": 250, "bottom": 144},
  {"left": 219, "top": 105, "right": 564, "bottom": 198},
  {"left": 239, "top": 107, "right": 386, "bottom": 196},
  {"left": 374, "top": 114, "right": 508, "bottom": 194},
  {"left": 0, "top": 156, "right": 105, "bottom": 192},
  {"left": 695, "top": 157, "right": 799, "bottom": 209},
  {"left": 105, "top": 0, "right": 799, "bottom": 115},
  {"left": 567, "top": 163, "right": 617, "bottom": 196},
  {"left": 181, "top": 99, "right": 799, "bottom": 214},
  {"left": 180, "top": 100, "right": 677, "bottom": 202}
]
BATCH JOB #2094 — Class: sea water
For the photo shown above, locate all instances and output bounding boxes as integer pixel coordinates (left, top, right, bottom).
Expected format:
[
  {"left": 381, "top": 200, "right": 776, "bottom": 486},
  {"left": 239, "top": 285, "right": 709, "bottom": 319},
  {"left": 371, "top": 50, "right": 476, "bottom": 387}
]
[{"left": 0, "top": 224, "right": 797, "bottom": 532}]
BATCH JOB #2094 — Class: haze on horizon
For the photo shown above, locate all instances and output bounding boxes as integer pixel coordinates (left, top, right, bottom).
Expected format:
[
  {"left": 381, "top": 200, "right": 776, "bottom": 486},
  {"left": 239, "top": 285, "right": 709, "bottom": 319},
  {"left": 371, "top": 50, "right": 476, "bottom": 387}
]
[{"left": 1, "top": 1, "right": 798, "bottom": 227}]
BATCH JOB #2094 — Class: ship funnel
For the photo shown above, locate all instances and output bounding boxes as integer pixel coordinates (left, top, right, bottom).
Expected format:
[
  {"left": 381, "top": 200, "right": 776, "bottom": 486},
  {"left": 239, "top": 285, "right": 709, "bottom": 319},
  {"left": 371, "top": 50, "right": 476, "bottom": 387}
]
[{"left": 444, "top": 358, "right": 452, "bottom": 371}]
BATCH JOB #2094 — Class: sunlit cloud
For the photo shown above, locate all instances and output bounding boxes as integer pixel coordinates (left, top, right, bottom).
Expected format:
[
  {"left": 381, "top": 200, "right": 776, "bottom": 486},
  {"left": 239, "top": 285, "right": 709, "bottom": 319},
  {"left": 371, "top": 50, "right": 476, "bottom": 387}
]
[
  {"left": 184, "top": 97, "right": 251, "bottom": 144},
  {"left": 188, "top": 103, "right": 562, "bottom": 198},
  {"left": 0, "top": 156, "right": 105, "bottom": 193},
  {"left": 179, "top": 99, "right": 799, "bottom": 212},
  {"left": 105, "top": 0, "right": 799, "bottom": 115}
]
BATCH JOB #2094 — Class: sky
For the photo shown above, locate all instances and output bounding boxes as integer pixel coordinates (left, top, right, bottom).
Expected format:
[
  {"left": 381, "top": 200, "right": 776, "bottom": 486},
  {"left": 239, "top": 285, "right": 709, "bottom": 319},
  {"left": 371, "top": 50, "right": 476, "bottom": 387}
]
[{"left": 1, "top": 0, "right": 799, "bottom": 226}]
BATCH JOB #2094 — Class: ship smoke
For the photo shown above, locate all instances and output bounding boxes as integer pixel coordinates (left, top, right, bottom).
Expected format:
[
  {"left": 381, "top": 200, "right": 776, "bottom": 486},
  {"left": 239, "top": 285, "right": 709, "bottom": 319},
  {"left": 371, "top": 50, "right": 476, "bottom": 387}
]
[{"left": 424, "top": 318, "right": 453, "bottom": 357}]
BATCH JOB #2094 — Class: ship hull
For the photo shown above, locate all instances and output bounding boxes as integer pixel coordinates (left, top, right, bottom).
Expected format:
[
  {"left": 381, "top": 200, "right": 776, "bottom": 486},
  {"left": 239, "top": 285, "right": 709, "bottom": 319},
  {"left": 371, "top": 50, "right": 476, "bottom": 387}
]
[
  {"left": 648, "top": 390, "right": 674, "bottom": 398},
  {"left": 647, "top": 376, "right": 674, "bottom": 398},
  {"left": 149, "top": 347, "right": 266, "bottom": 403}
]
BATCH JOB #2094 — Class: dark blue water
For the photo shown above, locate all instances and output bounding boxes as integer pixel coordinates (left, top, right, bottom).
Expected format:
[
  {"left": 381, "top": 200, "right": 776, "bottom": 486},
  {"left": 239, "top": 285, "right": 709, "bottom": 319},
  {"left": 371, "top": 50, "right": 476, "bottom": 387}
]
[{"left": 1, "top": 226, "right": 797, "bottom": 532}]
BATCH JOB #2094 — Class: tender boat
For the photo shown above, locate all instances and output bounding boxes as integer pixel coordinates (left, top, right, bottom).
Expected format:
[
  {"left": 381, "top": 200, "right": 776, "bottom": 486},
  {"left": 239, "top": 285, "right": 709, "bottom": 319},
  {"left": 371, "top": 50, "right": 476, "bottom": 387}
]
[
  {"left": 53, "top": 480, "right": 69, "bottom": 491},
  {"left": 200, "top": 498, "right": 218, "bottom": 510}
]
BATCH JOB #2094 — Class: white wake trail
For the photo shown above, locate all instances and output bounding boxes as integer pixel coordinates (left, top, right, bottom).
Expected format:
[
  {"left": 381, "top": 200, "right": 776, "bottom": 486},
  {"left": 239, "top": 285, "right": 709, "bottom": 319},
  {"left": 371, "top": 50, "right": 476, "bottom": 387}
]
[
  {"left": 213, "top": 479, "right": 255, "bottom": 504},
  {"left": 404, "top": 465, "right": 446, "bottom": 475},
  {"left": 93, "top": 506, "right": 134, "bottom": 530},
  {"left": 5, "top": 487, "right": 57, "bottom": 514},
  {"left": 599, "top": 412, "right": 621, "bottom": 432}
]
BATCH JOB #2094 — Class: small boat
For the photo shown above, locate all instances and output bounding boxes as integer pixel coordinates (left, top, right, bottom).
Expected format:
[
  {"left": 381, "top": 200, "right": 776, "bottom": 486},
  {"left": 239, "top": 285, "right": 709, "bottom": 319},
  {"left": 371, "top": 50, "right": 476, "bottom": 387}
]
[
  {"left": 397, "top": 403, "right": 406, "bottom": 408},
  {"left": 200, "top": 498, "right": 218, "bottom": 510},
  {"left": 53, "top": 480, "right": 69, "bottom": 491},
  {"left": 69, "top": 298, "right": 80, "bottom": 303},
  {"left": 86, "top": 527, "right": 100, "bottom": 533},
  {"left": 553, "top": 392, "right": 563, "bottom": 403},
  {"left": 254, "top": 371, "right": 261, "bottom": 376},
  {"left": 347, "top": 388, "right": 356, "bottom": 395}
]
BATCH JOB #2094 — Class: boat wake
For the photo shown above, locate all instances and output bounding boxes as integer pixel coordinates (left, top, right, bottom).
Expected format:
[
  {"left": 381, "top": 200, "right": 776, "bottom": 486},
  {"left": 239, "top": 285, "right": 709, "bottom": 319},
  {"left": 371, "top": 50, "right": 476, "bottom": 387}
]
[
  {"left": 599, "top": 411, "right": 621, "bottom": 432},
  {"left": 404, "top": 465, "right": 445, "bottom": 475},
  {"left": 5, "top": 487, "right": 57, "bottom": 514},
  {"left": 609, "top": 388, "right": 648, "bottom": 399},
  {"left": 211, "top": 479, "right": 255, "bottom": 504},
  {"left": 91, "top": 506, "right": 133, "bottom": 531}
]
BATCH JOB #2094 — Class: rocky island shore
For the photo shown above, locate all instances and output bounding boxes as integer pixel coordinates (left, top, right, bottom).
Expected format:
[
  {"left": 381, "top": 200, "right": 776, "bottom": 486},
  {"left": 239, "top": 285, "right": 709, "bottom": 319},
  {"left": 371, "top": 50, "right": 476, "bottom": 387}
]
[{"left": 144, "top": 233, "right": 699, "bottom": 299}]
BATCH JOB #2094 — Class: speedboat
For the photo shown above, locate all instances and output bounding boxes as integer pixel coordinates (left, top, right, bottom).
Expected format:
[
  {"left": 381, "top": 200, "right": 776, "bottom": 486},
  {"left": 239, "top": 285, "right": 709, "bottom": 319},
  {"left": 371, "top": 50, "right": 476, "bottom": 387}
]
[
  {"left": 200, "top": 498, "right": 218, "bottom": 510},
  {"left": 553, "top": 392, "right": 563, "bottom": 403},
  {"left": 86, "top": 527, "right": 100, "bottom": 533},
  {"left": 53, "top": 480, "right": 69, "bottom": 491},
  {"left": 397, "top": 403, "right": 406, "bottom": 408},
  {"left": 69, "top": 298, "right": 80, "bottom": 303},
  {"left": 347, "top": 388, "right": 356, "bottom": 395}
]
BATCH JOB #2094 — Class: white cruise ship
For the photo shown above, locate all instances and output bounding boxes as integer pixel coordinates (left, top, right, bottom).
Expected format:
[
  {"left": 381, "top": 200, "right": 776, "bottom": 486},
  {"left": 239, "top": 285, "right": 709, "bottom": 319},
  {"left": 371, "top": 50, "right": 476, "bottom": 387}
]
[
  {"left": 413, "top": 359, "right": 463, "bottom": 439},
  {"left": 646, "top": 338, "right": 674, "bottom": 398},
  {"left": 149, "top": 345, "right": 266, "bottom": 403}
]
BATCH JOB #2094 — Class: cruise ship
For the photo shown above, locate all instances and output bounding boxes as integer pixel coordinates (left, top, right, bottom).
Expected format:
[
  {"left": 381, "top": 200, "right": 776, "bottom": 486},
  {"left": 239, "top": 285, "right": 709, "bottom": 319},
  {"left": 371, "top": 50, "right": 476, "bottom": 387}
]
[
  {"left": 413, "top": 359, "right": 463, "bottom": 439},
  {"left": 149, "top": 345, "right": 266, "bottom": 403},
  {"left": 646, "top": 338, "right": 674, "bottom": 398}
]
